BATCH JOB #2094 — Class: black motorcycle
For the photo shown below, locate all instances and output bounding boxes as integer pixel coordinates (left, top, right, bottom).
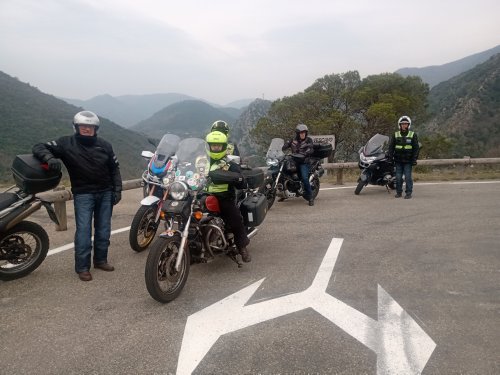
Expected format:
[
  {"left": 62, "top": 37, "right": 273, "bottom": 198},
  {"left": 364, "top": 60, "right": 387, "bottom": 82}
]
[
  {"left": 0, "top": 155, "right": 61, "bottom": 281},
  {"left": 354, "top": 133, "right": 395, "bottom": 195},
  {"left": 260, "top": 138, "right": 332, "bottom": 209},
  {"left": 144, "top": 138, "right": 267, "bottom": 303}
]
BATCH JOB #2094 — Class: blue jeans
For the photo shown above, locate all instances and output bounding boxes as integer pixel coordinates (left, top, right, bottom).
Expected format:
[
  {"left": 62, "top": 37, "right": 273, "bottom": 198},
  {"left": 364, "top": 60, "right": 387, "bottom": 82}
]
[
  {"left": 73, "top": 191, "right": 113, "bottom": 273},
  {"left": 299, "top": 163, "right": 312, "bottom": 199},
  {"left": 395, "top": 162, "right": 413, "bottom": 194}
]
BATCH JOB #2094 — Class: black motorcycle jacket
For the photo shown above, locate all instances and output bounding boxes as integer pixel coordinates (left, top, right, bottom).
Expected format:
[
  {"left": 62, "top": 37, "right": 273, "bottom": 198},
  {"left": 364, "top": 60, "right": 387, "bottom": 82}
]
[
  {"left": 32, "top": 134, "right": 122, "bottom": 195},
  {"left": 282, "top": 136, "right": 314, "bottom": 162},
  {"left": 388, "top": 130, "right": 419, "bottom": 164}
]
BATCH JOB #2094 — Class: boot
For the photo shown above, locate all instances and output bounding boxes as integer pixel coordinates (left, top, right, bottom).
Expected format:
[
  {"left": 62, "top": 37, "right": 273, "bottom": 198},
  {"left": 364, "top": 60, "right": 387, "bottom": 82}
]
[
  {"left": 404, "top": 193, "right": 412, "bottom": 199},
  {"left": 309, "top": 199, "right": 314, "bottom": 206},
  {"left": 239, "top": 247, "right": 251, "bottom": 263},
  {"left": 395, "top": 192, "right": 402, "bottom": 198}
]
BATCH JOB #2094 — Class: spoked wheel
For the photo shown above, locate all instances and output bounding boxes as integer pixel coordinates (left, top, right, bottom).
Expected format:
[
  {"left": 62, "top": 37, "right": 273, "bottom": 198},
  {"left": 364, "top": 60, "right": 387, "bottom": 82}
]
[
  {"left": 144, "top": 235, "right": 190, "bottom": 303},
  {"left": 0, "top": 221, "right": 49, "bottom": 281},
  {"left": 129, "top": 205, "right": 158, "bottom": 252}
]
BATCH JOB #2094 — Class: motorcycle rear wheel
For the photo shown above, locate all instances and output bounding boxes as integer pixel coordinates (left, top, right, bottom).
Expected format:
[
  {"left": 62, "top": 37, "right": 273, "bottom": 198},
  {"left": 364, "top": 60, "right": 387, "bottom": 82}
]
[
  {"left": 0, "top": 221, "right": 49, "bottom": 281},
  {"left": 311, "top": 176, "right": 320, "bottom": 199},
  {"left": 145, "top": 235, "right": 190, "bottom": 303},
  {"left": 129, "top": 205, "right": 158, "bottom": 252}
]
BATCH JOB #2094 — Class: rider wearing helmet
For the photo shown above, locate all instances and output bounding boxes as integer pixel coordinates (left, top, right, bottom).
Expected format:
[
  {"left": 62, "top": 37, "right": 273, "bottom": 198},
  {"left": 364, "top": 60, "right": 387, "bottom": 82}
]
[
  {"left": 388, "top": 115, "right": 420, "bottom": 199},
  {"left": 32, "top": 111, "right": 122, "bottom": 281},
  {"left": 210, "top": 120, "right": 240, "bottom": 156},
  {"left": 206, "top": 131, "right": 251, "bottom": 262},
  {"left": 282, "top": 123, "right": 315, "bottom": 206}
]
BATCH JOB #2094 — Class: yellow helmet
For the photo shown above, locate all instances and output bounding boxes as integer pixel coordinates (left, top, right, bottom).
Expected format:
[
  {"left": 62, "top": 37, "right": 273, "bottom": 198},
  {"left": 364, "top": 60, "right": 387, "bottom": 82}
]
[{"left": 205, "top": 131, "right": 228, "bottom": 160}]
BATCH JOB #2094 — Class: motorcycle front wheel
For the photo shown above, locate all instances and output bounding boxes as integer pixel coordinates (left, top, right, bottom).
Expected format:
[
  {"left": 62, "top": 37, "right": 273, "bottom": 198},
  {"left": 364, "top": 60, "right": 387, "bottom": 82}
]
[
  {"left": 354, "top": 180, "right": 366, "bottom": 195},
  {"left": 144, "top": 235, "right": 190, "bottom": 303},
  {"left": 311, "top": 176, "right": 320, "bottom": 199},
  {"left": 259, "top": 182, "right": 276, "bottom": 210},
  {"left": 0, "top": 221, "right": 49, "bottom": 281},
  {"left": 129, "top": 205, "right": 158, "bottom": 252}
]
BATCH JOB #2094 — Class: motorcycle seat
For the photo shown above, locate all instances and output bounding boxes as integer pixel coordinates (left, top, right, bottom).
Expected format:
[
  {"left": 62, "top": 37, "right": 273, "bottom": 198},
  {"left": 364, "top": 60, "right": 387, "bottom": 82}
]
[{"left": 0, "top": 193, "right": 19, "bottom": 211}]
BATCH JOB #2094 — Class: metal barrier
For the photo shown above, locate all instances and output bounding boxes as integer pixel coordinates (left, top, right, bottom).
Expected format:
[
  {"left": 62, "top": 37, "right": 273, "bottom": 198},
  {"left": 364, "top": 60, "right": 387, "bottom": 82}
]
[{"left": 37, "top": 157, "right": 500, "bottom": 231}]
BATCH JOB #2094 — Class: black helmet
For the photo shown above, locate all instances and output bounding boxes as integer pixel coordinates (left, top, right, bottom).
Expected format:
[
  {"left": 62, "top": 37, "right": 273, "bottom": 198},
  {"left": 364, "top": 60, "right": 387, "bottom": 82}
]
[{"left": 211, "top": 120, "right": 230, "bottom": 135}]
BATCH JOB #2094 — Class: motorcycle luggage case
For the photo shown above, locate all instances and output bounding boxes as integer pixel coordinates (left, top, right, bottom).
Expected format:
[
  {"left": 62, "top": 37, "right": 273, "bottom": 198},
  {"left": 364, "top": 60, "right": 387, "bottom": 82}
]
[
  {"left": 242, "top": 168, "right": 264, "bottom": 189},
  {"left": 240, "top": 192, "right": 267, "bottom": 227},
  {"left": 11, "top": 154, "right": 62, "bottom": 194},
  {"left": 312, "top": 143, "right": 333, "bottom": 159}
]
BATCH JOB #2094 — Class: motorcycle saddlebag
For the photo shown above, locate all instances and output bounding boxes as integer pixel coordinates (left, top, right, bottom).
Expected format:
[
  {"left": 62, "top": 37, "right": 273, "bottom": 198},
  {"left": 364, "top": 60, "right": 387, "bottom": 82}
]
[
  {"left": 312, "top": 143, "right": 333, "bottom": 159},
  {"left": 11, "top": 154, "right": 62, "bottom": 194},
  {"left": 240, "top": 192, "right": 267, "bottom": 227},
  {"left": 242, "top": 168, "right": 264, "bottom": 189}
]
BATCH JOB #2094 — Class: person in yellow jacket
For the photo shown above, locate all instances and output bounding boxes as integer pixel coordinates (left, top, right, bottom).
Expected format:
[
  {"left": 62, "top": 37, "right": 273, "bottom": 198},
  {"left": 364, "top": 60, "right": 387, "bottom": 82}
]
[
  {"left": 388, "top": 116, "right": 420, "bottom": 199},
  {"left": 206, "top": 131, "right": 251, "bottom": 262}
]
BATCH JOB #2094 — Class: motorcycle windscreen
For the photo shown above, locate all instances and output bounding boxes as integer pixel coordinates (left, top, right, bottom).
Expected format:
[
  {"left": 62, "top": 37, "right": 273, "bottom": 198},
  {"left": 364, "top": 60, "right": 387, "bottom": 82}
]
[
  {"left": 363, "top": 134, "right": 389, "bottom": 156},
  {"left": 153, "top": 134, "right": 181, "bottom": 169},
  {"left": 266, "top": 138, "right": 285, "bottom": 159}
]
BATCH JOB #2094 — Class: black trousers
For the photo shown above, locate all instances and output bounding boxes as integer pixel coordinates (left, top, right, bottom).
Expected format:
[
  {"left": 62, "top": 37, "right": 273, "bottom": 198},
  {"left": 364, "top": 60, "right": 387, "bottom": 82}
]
[{"left": 218, "top": 197, "right": 249, "bottom": 250}]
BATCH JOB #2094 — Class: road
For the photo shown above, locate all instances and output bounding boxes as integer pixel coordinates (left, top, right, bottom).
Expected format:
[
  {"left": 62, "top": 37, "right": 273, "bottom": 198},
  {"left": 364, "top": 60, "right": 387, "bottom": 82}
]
[{"left": 1, "top": 181, "right": 499, "bottom": 374}]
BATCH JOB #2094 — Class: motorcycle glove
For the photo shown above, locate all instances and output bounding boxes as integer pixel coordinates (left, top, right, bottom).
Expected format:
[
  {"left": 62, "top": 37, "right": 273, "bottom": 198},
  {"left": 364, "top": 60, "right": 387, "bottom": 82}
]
[
  {"left": 113, "top": 191, "right": 122, "bottom": 205},
  {"left": 47, "top": 158, "right": 62, "bottom": 172}
]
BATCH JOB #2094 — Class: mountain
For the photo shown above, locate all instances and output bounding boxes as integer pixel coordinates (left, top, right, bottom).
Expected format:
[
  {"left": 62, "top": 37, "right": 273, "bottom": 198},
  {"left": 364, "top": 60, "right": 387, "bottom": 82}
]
[
  {"left": 131, "top": 100, "right": 239, "bottom": 139},
  {"left": 224, "top": 98, "right": 257, "bottom": 109},
  {"left": 0, "top": 71, "right": 155, "bottom": 183},
  {"left": 62, "top": 92, "right": 196, "bottom": 128},
  {"left": 396, "top": 44, "right": 500, "bottom": 87},
  {"left": 422, "top": 53, "right": 500, "bottom": 157},
  {"left": 233, "top": 99, "right": 272, "bottom": 166}
]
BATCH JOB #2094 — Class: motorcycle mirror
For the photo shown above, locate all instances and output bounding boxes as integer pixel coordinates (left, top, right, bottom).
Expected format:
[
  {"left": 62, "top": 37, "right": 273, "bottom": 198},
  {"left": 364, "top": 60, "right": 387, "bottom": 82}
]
[{"left": 141, "top": 151, "right": 154, "bottom": 159}]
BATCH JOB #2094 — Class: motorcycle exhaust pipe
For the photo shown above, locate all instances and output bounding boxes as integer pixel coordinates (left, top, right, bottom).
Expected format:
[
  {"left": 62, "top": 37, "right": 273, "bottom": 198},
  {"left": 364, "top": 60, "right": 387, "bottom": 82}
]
[{"left": 247, "top": 227, "right": 259, "bottom": 239}]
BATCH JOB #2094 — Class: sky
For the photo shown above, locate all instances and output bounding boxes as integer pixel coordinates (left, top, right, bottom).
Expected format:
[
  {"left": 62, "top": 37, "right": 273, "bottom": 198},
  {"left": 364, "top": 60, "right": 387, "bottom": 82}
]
[{"left": 1, "top": 0, "right": 499, "bottom": 105}]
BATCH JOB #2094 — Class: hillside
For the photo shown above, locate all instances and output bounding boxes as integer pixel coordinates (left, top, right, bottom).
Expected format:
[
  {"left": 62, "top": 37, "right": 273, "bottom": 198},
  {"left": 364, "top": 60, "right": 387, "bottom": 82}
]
[
  {"left": 62, "top": 92, "right": 196, "bottom": 128},
  {"left": 423, "top": 53, "right": 500, "bottom": 157},
  {"left": 131, "top": 100, "right": 238, "bottom": 139},
  {"left": 0, "top": 71, "right": 154, "bottom": 183},
  {"left": 396, "top": 45, "right": 500, "bottom": 87}
]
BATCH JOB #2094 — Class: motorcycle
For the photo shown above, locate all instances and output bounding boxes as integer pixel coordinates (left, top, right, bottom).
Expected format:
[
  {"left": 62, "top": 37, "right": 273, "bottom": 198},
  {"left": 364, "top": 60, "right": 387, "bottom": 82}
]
[
  {"left": 259, "top": 138, "right": 332, "bottom": 209},
  {"left": 129, "top": 134, "right": 180, "bottom": 252},
  {"left": 354, "top": 133, "right": 396, "bottom": 195},
  {"left": 144, "top": 137, "right": 267, "bottom": 303},
  {"left": 1, "top": 154, "right": 61, "bottom": 281}
]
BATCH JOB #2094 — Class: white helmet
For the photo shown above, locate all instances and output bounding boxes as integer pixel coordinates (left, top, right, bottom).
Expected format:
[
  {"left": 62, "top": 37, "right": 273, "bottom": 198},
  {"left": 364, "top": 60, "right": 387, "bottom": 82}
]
[
  {"left": 398, "top": 115, "right": 411, "bottom": 130},
  {"left": 73, "top": 111, "right": 100, "bottom": 133}
]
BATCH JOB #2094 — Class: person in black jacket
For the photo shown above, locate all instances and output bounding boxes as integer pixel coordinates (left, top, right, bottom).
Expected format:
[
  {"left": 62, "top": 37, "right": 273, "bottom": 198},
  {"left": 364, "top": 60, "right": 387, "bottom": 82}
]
[
  {"left": 282, "top": 123, "right": 315, "bottom": 206},
  {"left": 32, "top": 111, "right": 122, "bottom": 281},
  {"left": 205, "top": 131, "right": 251, "bottom": 263},
  {"left": 388, "top": 115, "right": 420, "bottom": 199}
]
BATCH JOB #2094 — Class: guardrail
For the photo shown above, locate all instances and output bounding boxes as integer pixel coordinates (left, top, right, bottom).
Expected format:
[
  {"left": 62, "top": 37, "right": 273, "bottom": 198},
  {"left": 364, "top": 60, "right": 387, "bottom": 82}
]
[{"left": 37, "top": 157, "right": 500, "bottom": 231}]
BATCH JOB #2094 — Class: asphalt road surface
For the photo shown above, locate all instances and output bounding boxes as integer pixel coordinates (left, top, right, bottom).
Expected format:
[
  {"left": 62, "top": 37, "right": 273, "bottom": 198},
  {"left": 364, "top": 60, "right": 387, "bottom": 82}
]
[{"left": 1, "top": 181, "right": 499, "bottom": 375}]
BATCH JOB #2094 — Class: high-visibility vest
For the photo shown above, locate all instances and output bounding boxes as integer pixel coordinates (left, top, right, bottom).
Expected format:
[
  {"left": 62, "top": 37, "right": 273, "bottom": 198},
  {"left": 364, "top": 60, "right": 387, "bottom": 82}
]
[
  {"left": 394, "top": 131, "right": 415, "bottom": 150},
  {"left": 207, "top": 160, "right": 229, "bottom": 193}
]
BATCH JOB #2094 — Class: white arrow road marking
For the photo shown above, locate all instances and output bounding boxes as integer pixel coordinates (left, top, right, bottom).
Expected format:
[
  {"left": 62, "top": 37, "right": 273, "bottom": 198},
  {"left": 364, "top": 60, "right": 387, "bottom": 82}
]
[{"left": 176, "top": 238, "right": 436, "bottom": 374}]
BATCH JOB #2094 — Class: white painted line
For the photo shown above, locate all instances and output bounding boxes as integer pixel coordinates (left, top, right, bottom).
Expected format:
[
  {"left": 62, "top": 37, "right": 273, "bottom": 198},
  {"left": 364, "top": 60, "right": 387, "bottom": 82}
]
[
  {"left": 176, "top": 237, "right": 436, "bottom": 375},
  {"left": 47, "top": 226, "right": 131, "bottom": 256},
  {"left": 320, "top": 179, "right": 500, "bottom": 191}
]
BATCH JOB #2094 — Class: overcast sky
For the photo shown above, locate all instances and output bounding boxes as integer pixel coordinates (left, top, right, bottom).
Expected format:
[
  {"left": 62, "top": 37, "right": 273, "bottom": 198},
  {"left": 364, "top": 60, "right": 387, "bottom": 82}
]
[{"left": 1, "top": 0, "right": 499, "bottom": 105}]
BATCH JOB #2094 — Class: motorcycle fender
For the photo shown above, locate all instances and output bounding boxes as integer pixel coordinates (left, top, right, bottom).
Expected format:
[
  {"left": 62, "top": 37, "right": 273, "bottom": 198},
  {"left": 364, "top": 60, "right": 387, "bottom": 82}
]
[
  {"left": 141, "top": 196, "right": 160, "bottom": 206},
  {"left": 360, "top": 170, "right": 370, "bottom": 182}
]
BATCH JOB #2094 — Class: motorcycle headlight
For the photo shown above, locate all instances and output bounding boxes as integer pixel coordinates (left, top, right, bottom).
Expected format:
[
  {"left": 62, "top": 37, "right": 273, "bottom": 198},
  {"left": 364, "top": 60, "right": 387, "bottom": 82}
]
[
  {"left": 266, "top": 158, "right": 279, "bottom": 167},
  {"left": 360, "top": 154, "right": 377, "bottom": 163},
  {"left": 169, "top": 181, "right": 188, "bottom": 200}
]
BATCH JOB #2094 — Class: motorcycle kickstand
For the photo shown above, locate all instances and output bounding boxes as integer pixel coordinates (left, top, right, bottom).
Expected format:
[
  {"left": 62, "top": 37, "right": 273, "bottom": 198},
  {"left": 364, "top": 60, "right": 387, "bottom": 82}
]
[{"left": 385, "top": 184, "right": 391, "bottom": 193}]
